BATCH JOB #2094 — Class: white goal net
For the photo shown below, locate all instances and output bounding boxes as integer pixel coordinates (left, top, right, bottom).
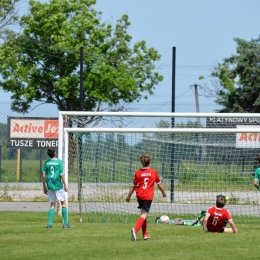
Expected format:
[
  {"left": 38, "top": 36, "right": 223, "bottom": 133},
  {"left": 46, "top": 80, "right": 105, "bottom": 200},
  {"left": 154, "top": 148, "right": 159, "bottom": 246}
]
[{"left": 58, "top": 112, "right": 260, "bottom": 224}]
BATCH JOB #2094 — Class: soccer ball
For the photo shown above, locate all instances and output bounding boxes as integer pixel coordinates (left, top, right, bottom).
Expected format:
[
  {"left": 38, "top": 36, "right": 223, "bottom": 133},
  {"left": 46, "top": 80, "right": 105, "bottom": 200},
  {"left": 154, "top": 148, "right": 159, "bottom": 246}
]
[{"left": 159, "top": 215, "right": 170, "bottom": 224}]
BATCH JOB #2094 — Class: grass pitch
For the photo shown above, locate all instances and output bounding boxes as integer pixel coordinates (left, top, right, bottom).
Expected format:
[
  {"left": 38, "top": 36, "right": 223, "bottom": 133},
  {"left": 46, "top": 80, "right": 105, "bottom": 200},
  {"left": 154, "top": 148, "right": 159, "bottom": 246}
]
[{"left": 0, "top": 211, "right": 259, "bottom": 260}]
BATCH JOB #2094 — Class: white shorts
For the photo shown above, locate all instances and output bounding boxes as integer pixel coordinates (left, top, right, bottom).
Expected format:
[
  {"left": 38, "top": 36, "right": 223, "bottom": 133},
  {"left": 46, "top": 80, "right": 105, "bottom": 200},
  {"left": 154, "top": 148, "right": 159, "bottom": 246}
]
[{"left": 48, "top": 189, "right": 66, "bottom": 203}]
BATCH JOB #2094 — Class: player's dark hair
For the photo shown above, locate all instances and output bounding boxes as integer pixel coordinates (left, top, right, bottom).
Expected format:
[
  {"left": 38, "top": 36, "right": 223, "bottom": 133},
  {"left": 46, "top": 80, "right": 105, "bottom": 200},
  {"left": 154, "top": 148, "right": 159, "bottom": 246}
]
[
  {"left": 140, "top": 153, "right": 151, "bottom": 167},
  {"left": 47, "top": 148, "right": 56, "bottom": 158},
  {"left": 216, "top": 196, "right": 225, "bottom": 208}
]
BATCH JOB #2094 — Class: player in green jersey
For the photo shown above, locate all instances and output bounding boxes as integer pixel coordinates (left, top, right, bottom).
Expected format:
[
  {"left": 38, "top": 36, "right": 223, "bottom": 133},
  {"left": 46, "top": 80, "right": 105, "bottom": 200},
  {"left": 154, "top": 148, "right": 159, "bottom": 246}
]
[
  {"left": 42, "top": 148, "right": 72, "bottom": 228},
  {"left": 254, "top": 154, "right": 260, "bottom": 191}
]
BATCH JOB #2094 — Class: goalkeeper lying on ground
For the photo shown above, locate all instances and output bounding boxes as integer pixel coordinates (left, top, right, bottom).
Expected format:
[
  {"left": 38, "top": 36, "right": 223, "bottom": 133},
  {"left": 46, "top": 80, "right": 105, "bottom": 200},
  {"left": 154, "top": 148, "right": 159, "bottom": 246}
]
[
  {"left": 155, "top": 210, "right": 206, "bottom": 226},
  {"left": 155, "top": 195, "right": 229, "bottom": 227}
]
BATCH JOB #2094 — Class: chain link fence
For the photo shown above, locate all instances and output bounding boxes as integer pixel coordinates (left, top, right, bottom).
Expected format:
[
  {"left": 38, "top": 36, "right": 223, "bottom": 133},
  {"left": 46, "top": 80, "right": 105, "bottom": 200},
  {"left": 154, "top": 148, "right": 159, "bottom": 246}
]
[{"left": 0, "top": 101, "right": 219, "bottom": 202}]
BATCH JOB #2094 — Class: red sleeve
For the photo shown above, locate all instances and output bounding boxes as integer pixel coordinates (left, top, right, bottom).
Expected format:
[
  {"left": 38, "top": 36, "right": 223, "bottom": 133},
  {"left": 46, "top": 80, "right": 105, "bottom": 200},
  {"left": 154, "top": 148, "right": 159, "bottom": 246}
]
[
  {"left": 225, "top": 210, "right": 232, "bottom": 221},
  {"left": 154, "top": 170, "right": 161, "bottom": 185},
  {"left": 133, "top": 170, "right": 140, "bottom": 186}
]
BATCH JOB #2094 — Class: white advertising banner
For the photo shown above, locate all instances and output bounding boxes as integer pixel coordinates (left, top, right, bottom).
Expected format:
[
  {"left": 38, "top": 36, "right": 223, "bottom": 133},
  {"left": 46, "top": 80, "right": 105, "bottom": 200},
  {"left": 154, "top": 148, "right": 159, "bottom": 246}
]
[
  {"left": 236, "top": 125, "right": 260, "bottom": 148},
  {"left": 8, "top": 117, "right": 59, "bottom": 148}
]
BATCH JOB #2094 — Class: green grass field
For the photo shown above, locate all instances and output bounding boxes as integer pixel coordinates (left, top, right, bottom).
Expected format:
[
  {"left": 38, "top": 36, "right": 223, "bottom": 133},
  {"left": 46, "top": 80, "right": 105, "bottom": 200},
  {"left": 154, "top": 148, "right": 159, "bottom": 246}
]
[{"left": 0, "top": 211, "right": 259, "bottom": 260}]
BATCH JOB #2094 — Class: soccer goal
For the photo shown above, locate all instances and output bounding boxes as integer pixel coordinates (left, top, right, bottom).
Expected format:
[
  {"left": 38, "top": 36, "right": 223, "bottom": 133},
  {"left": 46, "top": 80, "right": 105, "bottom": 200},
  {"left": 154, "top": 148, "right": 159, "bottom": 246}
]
[{"left": 58, "top": 111, "right": 260, "bottom": 224}]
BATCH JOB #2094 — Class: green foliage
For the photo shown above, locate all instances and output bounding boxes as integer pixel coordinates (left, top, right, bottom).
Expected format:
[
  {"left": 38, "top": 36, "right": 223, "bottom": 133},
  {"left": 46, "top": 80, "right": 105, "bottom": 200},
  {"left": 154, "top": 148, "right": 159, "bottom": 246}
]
[
  {"left": 0, "top": 180, "right": 13, "bottom": 201},
  {"left": 0, "top": 145, "right": 49, "bottom": 160},
  {"left": 0, "top": 122, "right": 7, "bottom": 147},
  {"left": 176, "top": 120, "right": 203, "bottom": 128},
  {"left": 156, "top": 119, "right": 170, "bottom": 128},
  {"left": 211, "top": 36, "right": 260, "bottom": 112},
  {"left": 0, "top": 0, "right": 19, "bottom": 40},
  {"left": 0, "top": 0, "right": 163, "bottom": 113},
  {"left": 0, "top": 211, "right": 260, "bottom": 260}
]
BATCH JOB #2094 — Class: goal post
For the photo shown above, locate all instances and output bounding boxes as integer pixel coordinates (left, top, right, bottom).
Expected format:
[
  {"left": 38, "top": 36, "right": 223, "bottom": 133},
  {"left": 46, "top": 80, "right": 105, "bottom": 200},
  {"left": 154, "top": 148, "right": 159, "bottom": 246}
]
[{"left": 58, "top": 111, "right": 260, "bottom": 224}]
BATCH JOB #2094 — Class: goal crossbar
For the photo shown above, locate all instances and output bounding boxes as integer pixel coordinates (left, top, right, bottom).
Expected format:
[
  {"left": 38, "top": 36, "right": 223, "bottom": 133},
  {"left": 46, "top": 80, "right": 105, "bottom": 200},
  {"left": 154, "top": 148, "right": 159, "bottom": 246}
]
[
  {"left": 63, "top": 127, "right": 260, "bottom": 133},
  {"left": 58, "top": 111, "right": 260, "bottom": 118},
  {"left": 58, "top": 111, "right": 260, "bottom": 156}
]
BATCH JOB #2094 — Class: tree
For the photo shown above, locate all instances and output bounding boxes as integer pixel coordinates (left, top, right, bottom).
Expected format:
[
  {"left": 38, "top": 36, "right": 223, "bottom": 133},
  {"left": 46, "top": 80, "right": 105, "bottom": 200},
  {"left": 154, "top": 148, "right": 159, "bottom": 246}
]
[
  {"left": 176, "top": 120, "right": 202, "bottom": 128},
  {"left": 0, "top": 0, "right": 163, "bottom": 114},
  {"left": 207, "top": 36, "right": 260, "bottom": 113},
  {"left": 154, "top": 119, "right": 170, "bottom": 142},
  {"left": 0, "top": 122, "right": 7, "bottom": 143},
  {"left": 117, "top": 133, "right": 126, "bottom": 152},
  {"left": 156, "top": 120, "right": 170, "bottom": 128},
  {"left": 0, "top": 0, "right": 19, "bottom": 40}
]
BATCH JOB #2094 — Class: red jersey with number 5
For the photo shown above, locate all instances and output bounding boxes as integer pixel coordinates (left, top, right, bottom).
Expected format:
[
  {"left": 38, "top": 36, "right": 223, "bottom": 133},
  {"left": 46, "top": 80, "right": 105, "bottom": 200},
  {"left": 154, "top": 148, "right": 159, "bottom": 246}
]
[
  {"left": 206, "top": 206, "right": 232, "bottom": 232},
  {"left": 132, "top": 167, "right": 161, "bottom": 200}
]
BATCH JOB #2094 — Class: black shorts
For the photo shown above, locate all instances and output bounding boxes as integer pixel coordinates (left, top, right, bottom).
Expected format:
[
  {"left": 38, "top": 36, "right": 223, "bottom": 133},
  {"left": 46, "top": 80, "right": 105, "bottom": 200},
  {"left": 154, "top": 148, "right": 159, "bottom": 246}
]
[
  {"left": 219, "top": 227, "right": 225, "bottom": 233},
  {"left": 207, "top": 227, "right": 225, "bottom": 233},
  {"left": 137, "top": 200, "right": 152, "bottom": 213}
]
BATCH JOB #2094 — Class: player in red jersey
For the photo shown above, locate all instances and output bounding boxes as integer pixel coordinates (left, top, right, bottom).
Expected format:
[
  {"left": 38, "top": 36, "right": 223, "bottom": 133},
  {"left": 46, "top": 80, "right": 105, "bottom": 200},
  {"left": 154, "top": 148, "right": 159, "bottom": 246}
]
[
  {"left": 203, "top": 195, "right": 238, "bottom": 234},
  {"left": 125, "top": 153, "right": 167, "bottom": 241}
]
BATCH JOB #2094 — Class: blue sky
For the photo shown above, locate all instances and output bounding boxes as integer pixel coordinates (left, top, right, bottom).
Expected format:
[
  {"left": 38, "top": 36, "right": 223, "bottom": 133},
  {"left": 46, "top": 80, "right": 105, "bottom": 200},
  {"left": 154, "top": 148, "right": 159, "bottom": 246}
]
[{"left": 1, "top": 0, "right": 260, "bottom": 110}]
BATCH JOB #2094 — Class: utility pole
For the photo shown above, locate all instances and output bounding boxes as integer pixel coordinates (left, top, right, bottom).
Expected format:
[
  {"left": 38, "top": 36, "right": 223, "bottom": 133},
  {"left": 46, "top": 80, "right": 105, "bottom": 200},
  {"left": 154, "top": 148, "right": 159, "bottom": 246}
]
[
  {"left": 171, "top": 46, "right": 176, "bottom": 203},
  {"left": 190, "top": 84, "right": 201, "bottom": 127},
  {"left": 80, "top": 47, "right": 84, "bottom": 110},
  {"left": 191, "top": 84, "right": 204, "bottom": 162},
  {"left": 78, "top": 46, "right": 84, "bottom": 221}
]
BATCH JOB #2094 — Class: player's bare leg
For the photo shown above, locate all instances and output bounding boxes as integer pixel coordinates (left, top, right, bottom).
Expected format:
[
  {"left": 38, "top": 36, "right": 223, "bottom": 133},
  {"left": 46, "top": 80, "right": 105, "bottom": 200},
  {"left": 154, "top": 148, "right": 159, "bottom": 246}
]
[{"left": 224, "top": 227, "right": 238, "bottom": 233}]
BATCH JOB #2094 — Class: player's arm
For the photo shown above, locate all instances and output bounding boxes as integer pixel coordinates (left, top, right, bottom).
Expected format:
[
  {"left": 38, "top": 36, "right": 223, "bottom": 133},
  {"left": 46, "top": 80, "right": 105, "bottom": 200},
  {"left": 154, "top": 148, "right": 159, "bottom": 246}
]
[
  {"left": 202, "top": 213, "right": 210, "bottom": 232},
  {"left": 60, "top": 174, "right": 68, "bottom": 192},
  {"left": 157, "top": 183, "right": 167, "bottom": 197},
  {"left": 228, "top": 219, "right": 238, "bottom": 234},
  {"left": 125, "top": 186, "right": 135, "bottom": 202},
  {"left": 42, "top": 172, "right": 48, "bottom": 195},
  {"left": 254, "top": 169, "right": 259, "bottom": 189},
  {"left": 254, "top": 179, "right": 259, "bottom": 190}
]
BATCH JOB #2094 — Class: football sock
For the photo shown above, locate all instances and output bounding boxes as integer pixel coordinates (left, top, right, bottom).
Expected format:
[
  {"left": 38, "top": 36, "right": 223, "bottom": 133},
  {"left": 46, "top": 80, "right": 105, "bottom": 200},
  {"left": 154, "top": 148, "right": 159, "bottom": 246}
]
[
  {"left": 48, "top": 208, "right": 55, "bottom": 226},
  {"left": 62, "top": 207, "right": 68, "bottom": 225},
  {"left": 142, "top": 219, "right": 147, "bottom": 236},
  {"left": 134, "top": 217, "right": 145, "bottom": 233}
]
